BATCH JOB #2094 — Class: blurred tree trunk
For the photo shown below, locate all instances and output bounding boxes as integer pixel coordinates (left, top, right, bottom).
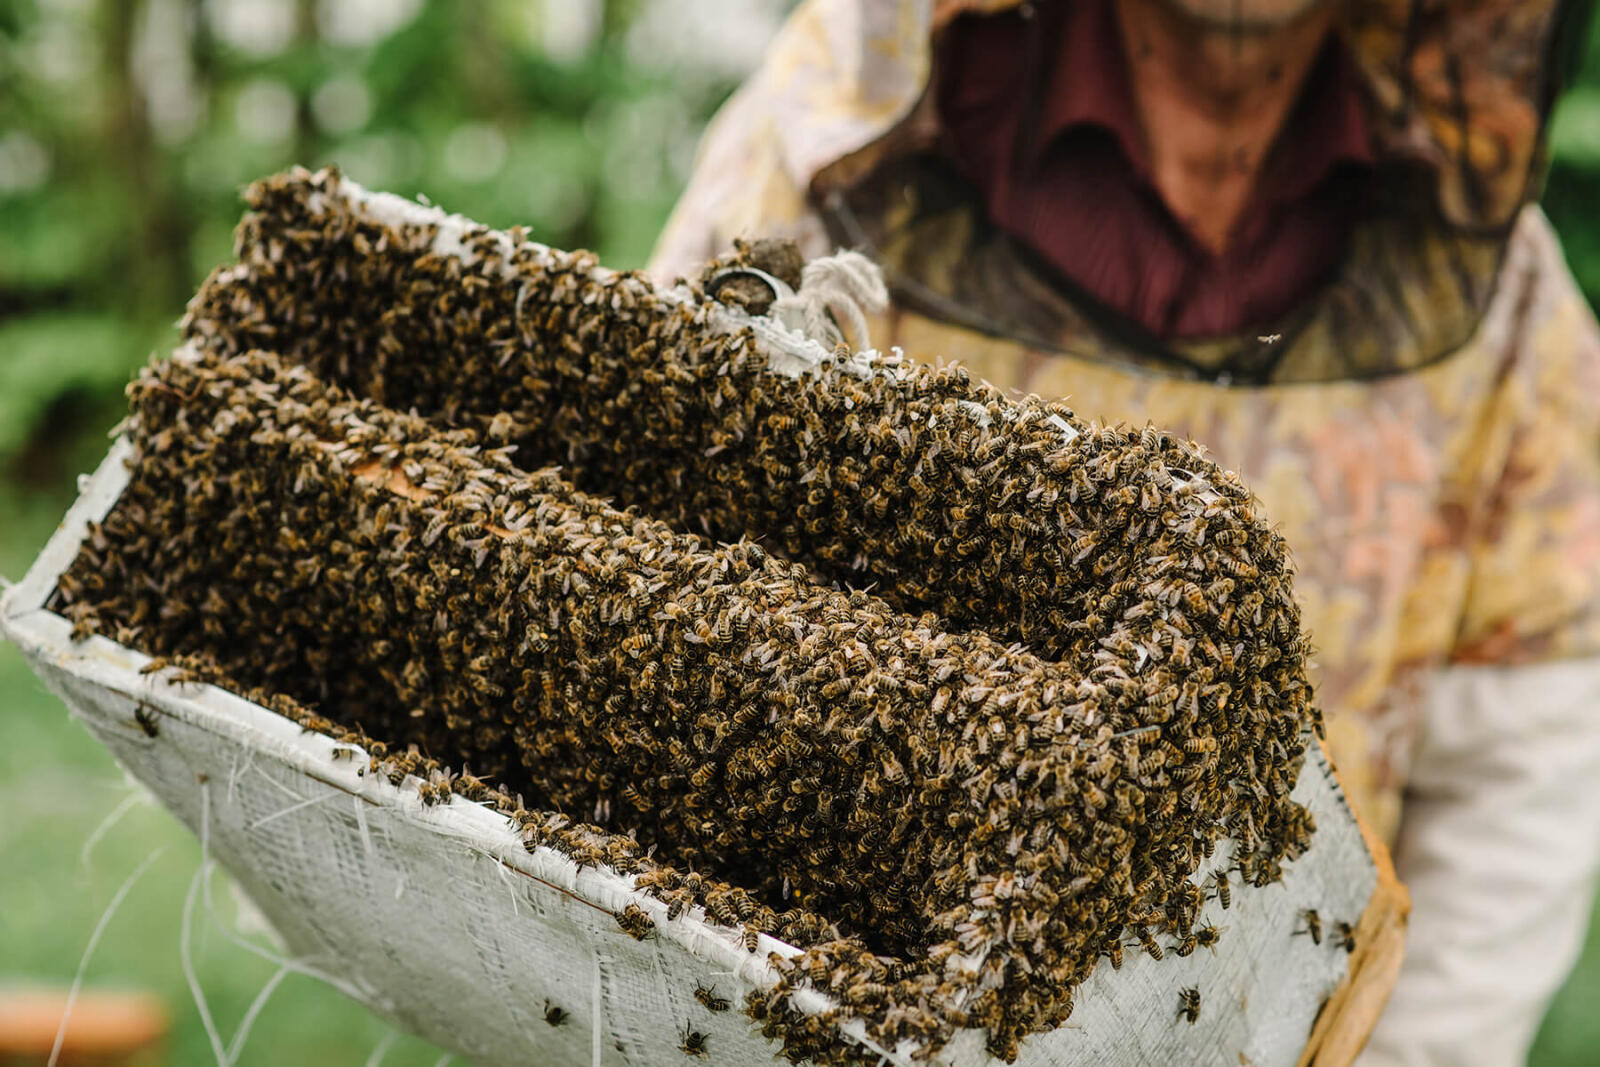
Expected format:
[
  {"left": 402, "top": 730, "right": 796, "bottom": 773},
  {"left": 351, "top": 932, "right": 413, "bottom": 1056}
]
[
  {"left": 101, "top": 0, "right": 192, "bottom": 314},
  {"left": 188, "top": 0, "right": 218, "bottom": 96},
  {"left": 600, "top": 0, "right": 636, "bottom": 41},
  {"left": 460, "top": 0, "right": 513, "bottom": 117},
  {"left": 561, "top": 0, "right": 607, "bottom": 254},
  {"left": 102, "top": 0, "right": 151, "bottom": 309},
  {"left": 294, "top": 0, "right": 319, "bottom": 167}
]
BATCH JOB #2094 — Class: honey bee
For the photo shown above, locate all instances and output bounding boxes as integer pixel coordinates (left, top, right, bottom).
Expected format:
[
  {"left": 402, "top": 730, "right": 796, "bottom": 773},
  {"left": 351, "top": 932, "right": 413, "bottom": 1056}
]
[
  {"left": 679, "top": 1021, "right": 709, "bottom": 1058},
  {"left": 132, "top": 703, "right": 160, "bottom": 738},
  {"left": 1177, "top": 987, "right": 1201, "bottom": 1024},
  {"left": 543, "top": 1001, "right": 568, "bottom": 1027},
  {"left": 706, "top": 896, "right": 738, "bottom": 927},
  {"left": 615, "top": 903, "right": 656, "bottom": 941},
  {"left": 1334, "top": 921, "right": 1356, "bottom": 953},
  {"left": 694, "top": 983, "right": 730, "bottom": 1012},
  {"left": 1299, "top": 908, "right": 1323, "bottom": 945},
  {"left": 1213, "top": 869, "right": 1232, "bottom": 910},
  {"left": 1137, "top": 928, "right": 1163, "bottom": 961}
]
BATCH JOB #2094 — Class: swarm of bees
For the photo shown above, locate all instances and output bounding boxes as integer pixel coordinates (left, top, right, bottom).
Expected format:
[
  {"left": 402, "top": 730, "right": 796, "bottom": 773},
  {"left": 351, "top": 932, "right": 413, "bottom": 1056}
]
[{"left": 56, "top": 167, "right": 1322, "bottom": 1065}]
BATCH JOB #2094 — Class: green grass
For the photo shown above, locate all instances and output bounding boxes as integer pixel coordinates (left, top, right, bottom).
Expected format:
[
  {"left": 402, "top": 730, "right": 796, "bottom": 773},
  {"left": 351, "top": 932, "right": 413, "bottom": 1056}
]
[{"left": 3, "top": 432, "right": 1598, "bottom": 1066}]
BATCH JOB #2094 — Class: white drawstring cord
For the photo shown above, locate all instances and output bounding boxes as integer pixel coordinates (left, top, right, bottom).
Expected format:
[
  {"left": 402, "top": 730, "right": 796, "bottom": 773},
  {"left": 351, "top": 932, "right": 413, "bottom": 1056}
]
[
  {"left": 769, "top": 250, "right": 889, "bottom": 350},
  {"left": 708, "top": 250, "right": 890, "bottom": 351}
]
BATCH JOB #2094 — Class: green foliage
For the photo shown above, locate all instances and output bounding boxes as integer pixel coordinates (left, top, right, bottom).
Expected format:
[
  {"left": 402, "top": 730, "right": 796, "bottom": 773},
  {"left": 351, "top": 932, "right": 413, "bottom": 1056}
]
[
  {"left": 0, "top": 314, "right": 162, "bottom": 456},
  {"left": 1531, "top": 891, "right": 1600, "bottom": 1066},
  {"left": 0, "top": 0, "right": 745, "bottom": 473},
  {"left": 1546, "top": 16, "right": 1600, "bottom": 308}
]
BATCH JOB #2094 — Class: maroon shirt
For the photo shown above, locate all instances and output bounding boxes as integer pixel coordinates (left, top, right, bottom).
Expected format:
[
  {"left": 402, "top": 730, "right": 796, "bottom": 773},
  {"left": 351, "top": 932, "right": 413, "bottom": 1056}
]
[{"left": 934, "top": 0, "right": 1375, "bottom": 340}]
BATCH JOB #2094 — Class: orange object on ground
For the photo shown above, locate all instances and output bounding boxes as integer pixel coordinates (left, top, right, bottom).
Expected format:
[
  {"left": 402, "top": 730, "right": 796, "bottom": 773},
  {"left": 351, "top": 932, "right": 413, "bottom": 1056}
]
[{"left": 0, "top": 987, "right": 169, "bottom": 1065}]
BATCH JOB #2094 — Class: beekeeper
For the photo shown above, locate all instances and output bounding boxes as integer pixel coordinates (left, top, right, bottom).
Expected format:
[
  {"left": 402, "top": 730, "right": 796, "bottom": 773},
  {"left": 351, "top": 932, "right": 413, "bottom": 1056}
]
[{"left": 651, "top": 0, "right": 1600, "bottom": 1062}]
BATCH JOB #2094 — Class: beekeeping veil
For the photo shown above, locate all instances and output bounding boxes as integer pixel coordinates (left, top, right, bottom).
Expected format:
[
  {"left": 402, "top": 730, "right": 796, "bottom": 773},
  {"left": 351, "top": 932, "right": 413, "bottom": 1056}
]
[{"left": 677, "top": 0, "right": 1593, "bottom": 384}]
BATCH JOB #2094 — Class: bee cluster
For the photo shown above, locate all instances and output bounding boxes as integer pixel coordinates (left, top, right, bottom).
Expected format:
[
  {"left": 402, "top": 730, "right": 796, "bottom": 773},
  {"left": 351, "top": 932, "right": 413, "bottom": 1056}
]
[{"left": 57, "top": 167, "right": 1321, "bottom": 1064}]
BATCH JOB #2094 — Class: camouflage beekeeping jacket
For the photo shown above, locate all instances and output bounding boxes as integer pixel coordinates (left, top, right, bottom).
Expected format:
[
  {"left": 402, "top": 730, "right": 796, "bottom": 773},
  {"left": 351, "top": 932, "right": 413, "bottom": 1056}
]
[{"left": 650, "top": 0, "right": 1600, "bottom": 849}]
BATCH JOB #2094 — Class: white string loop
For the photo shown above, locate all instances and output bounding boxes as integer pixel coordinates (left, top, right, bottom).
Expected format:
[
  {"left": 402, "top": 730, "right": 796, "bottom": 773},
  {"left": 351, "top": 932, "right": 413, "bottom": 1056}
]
[{"left": 769, "top": 250, "right": 889, "bottom": 350}]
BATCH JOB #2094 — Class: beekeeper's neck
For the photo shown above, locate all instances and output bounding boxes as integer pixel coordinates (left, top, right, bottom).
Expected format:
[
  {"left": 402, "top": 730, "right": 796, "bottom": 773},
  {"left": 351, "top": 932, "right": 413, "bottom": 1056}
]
[{"left": 1114, "top": 0, "right": 1337, "bottom": 253}]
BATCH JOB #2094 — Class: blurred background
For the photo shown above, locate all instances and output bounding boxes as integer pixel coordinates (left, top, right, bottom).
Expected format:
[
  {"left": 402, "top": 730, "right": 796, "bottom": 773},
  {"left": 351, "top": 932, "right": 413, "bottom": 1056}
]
[{"left": 0, "top": 0, "right": 1597, "bottom": 1063}]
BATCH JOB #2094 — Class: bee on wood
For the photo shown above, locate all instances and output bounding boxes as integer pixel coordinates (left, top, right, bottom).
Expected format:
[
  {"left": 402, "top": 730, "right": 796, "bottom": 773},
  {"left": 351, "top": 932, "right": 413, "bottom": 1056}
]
[
  {"left": 1334, "top": 920, "right": 1356, "bottom": 953},
  {"left": 1213, "top": 869, "right": 1231, "bottom": 910},
  {"left": 543, "top": 1001, "right": 568, "bottom": 1027},
  {"left": 694, "top": 983, "right": 730, "bottom": 1012},
  {"left": 705, "top": 896, "right": 739, "bottom": 927},
  {"left": 1137, "top": 928, "right": 1163, "bottom": 961},
  {"left": 679, "top": 1021, "right": 709, "bottom": 1058},
  {"left": 1177, "top": 987, "right": 1201, "bottom": 1025},
  {"left": 132, "top": 703, "right": 160, "bottom": 738},
  {"left": 615, "top": 903, "right": 656, "bottom": 941}
]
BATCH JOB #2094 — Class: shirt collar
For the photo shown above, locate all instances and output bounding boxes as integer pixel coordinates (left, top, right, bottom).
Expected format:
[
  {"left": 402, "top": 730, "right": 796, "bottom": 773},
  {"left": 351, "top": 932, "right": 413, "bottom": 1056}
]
[
  {"left": 1264, "top": 33, "right": 1376, "bottom": 203},
  {"left": 1028, "top": 0, "right": 1151, "bottom": 174}
]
